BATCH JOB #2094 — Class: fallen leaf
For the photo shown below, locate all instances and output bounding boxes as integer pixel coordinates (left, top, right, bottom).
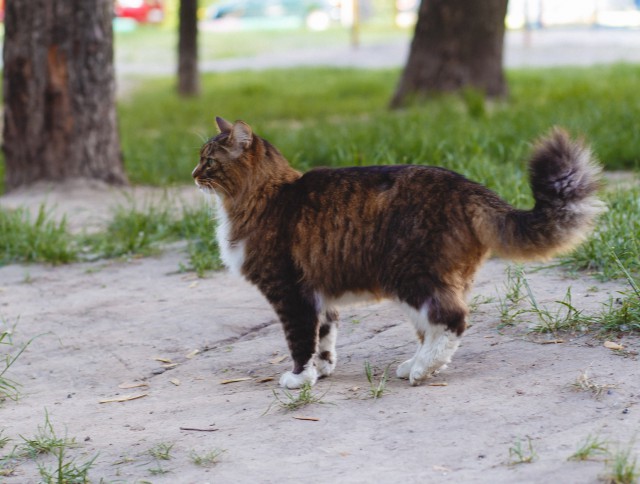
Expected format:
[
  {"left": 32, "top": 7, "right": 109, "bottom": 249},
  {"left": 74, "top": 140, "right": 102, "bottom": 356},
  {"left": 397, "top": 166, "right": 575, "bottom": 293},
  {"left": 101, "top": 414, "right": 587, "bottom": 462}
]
[
  {"left": 186, "top": 349, "right": 199, "bottom": 359},
  {"left": 428, "top": 382, "right": 448, "bottom": 387},
  {"left": 269, "top": 355, "right": 287, "bottom": 364},
  {"left": 170, "top": 378, "right": 181, "bottom": 386},
  {"left": 99, "top": 393, "right": 148, "bottom": 404},
  {"left": 163, "top": 363, "right": 179, "bottom": 369},
  {"left": 154, "top": 357, "right": 172, "bottom": 364},
  {"left": 220, "top": 377, "right": 252, "bottom": 384},
  {"left": 293, "top": 416, "right": 319, "bottom": 421},
  {"left": 541, "top": 339, "right": 564, "bottom": 344},
  {"left": 180, "top": 427, "right": 219, "bottom": 432},
  {"left": 433, "top": 465, "right": 451, "bottom": 472},
  {"left": 604, "top": 341, "right": 624, "bottom": 350},
  {"left": 257, "top": 377, "right": 274, "bottom": 383},
  {"left": 118, "top": 382, "right": 149, "bottom": 389},
  {"left": 188, "top": 281, "right": 199, "bottom": 289}
]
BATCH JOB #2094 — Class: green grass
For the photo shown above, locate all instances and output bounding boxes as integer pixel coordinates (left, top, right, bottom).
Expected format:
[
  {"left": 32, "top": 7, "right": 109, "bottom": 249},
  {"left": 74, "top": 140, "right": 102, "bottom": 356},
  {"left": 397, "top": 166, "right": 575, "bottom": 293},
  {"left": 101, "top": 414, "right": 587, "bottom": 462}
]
[
  {"left": 37, "top": 447, "right": 97, "bottom": 484},
  {"left": 0, "top": 202, "right": 220, "bottom": 276},
  {"left": 0, "top": 322, "right": 36, "bottom": 403},
  {"left": 0, "top": 206, "right": 77, "bottom": 266},
  {"left": 494, "top": 262, "right": 640, "bottom": 335},
  {"left": 364, "top": 361, "right": 390, "bottom": 399},
  {"left": 568, "top": 434, "right": 609, "bottom": 461},
  {"left": 117, "top": 64, "right": 640, "bottom": 192},
  {"left": 190, "top": 448, "right": 225, "bottom": 467},
  {"left": 19, "top": 412, "right": 75, "bottom": 459},
  {"left": 562, "top": 188, "right": 640, "bottom": 280},
  {"left": 269, "top": 381, "right": 329, "bottom": 412},
  {"left": 83, "top": 203, "right": 177, "bottom": 259},
  {"left": 508, "top": 437, "right": 537, "bottom": 465},
  {"left": 604, "top": 445, "right": 640, "bottom": 484}
]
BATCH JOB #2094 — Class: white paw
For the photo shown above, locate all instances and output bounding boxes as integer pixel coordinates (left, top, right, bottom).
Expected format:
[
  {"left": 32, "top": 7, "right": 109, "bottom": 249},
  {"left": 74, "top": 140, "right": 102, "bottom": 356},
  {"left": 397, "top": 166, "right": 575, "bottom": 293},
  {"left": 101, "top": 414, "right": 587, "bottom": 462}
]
[
  {"left": 409, "top": 362, "right": 449, "bottom": 385},
  {"left": 279, "top": 365, "right": 318, "bottom": 389},
  {"left": 315, "top": 353, "right": 337, "bottom": 377},
  {"left": 396, "top": 358, "right": 414, "bottom": 379},
  {"left": 409, "top": 366, "right": 427, "bottom": 386}
]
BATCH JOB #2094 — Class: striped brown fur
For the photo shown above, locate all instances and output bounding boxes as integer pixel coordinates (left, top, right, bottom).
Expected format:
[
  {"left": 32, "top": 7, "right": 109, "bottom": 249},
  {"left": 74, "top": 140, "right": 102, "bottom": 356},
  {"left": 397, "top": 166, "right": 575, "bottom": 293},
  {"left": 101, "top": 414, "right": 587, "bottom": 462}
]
[{"left": 192, "top": 118, "right": 604, "bottom": 388}]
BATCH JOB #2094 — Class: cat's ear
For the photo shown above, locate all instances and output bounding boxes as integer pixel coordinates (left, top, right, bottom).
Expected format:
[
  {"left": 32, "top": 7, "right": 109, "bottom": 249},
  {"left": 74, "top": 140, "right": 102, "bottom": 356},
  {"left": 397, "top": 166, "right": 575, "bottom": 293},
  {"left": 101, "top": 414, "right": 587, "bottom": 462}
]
[
  {"left": 215, "top": 116, "right": 233, "bottom": 134},
  {"left": 230, "top": 121, "right": 253, "bottom": 149}
]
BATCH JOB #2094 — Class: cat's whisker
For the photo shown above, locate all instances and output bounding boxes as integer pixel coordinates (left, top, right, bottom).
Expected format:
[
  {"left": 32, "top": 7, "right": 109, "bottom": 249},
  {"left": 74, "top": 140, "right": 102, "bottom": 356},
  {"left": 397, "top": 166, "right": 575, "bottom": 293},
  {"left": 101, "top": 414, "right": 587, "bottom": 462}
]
[{"left": 210, "top": 181, "right": 231, "bottom": 199}]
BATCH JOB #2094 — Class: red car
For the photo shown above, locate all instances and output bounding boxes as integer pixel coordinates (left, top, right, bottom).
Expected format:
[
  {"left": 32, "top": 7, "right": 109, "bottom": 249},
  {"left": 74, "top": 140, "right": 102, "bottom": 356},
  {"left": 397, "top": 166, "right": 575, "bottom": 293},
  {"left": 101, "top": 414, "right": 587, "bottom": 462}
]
[{"left": 114, "top": 0, "right": 164, "bottom": 24}]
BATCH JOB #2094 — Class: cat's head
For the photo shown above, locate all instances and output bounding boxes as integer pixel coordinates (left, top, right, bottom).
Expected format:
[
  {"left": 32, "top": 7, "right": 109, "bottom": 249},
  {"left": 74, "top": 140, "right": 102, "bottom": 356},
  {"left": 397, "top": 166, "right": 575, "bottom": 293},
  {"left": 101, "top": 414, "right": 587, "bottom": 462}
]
[{"left": 192, "top": 117, "right": 255, "bottom": 197}]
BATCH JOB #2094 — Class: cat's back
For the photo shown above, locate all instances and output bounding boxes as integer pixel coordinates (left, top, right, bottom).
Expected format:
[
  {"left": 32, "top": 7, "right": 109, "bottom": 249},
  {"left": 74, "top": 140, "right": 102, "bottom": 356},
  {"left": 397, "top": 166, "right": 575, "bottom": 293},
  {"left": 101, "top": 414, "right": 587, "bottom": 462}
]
[{"left": 287, "top": 164, "right": 482, "bottom": 209}]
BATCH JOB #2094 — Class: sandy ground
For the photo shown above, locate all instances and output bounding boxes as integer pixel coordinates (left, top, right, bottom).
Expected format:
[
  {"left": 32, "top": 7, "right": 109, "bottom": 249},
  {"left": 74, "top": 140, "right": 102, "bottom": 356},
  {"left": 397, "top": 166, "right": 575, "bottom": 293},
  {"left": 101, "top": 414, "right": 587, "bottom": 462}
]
[{"left": 1, "top": 183, "right": 639, "bottom": 483}]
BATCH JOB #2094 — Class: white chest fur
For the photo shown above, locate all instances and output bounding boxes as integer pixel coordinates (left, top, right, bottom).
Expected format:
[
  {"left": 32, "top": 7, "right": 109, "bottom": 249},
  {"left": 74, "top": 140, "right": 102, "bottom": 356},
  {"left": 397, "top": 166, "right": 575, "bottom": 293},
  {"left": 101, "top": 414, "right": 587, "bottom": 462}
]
[{"left": 214, "top": 195, "right": 246, "bottom": 276}]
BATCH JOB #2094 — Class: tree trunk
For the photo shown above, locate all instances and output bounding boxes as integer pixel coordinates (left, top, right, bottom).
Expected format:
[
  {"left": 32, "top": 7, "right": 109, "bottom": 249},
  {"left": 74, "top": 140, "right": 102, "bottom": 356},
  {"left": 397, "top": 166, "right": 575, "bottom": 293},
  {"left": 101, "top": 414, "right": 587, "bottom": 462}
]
[
  {"left": 2, "top": 0, "right": 127, "bottom": 191},
  {"left": 390, "top": 0, "right": 509, "bottom": 108},
  {"left": 178, "top": 0, "right": 200, "bottom": 96}
]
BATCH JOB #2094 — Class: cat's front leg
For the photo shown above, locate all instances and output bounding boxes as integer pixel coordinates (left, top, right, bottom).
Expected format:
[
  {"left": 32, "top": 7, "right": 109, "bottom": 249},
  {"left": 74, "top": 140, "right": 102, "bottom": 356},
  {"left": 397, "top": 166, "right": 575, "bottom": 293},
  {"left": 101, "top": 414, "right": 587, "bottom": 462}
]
[{"left": 265, "top": 285, "right": 320, "bottom": 389}]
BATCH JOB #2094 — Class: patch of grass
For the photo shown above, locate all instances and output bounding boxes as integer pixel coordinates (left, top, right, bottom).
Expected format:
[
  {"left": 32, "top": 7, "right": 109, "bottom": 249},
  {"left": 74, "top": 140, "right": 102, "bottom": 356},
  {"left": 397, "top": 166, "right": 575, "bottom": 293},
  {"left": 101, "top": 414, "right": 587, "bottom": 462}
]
[
  {"left": 176, "top": 204, "right": 221, "bottom": 276},
  {"left": 148, "top": 442, "right": 174, "bottom": 461},
  {"left": 116, "top": 65, "right": 640, "bottom": 190},
  {"left": 19, "top": 411, "right": 75, "bottom": 459},
  {"left": 37, "top": 447, "right": 97, "bottom": 484},
  {"left": 571, "top": 370, "right": 617, "bottom": 399},
  {"left": 603, "top": 445, "right": 639, "bottom": 484},
  {"left": 190, "top": 448, "right": 225, "bottom": 467},
  {"left": 270, "top": 382, "right": 329, "bottom": 412},
  {"left": 83, "top": 203, "right": 176, "bottom": 259},
  {"left": 597, "top": 251, "right": 640, "bottom": 333},
  {"left": 364, "top": 361, "right": 390, "bottom": 400},
  {"left": 0, "top": 430, "right": 9, "bottom": 449},
  {"left": 0, "top": 206, "right": 77, "bottom": 266},
  {"left": 563, "top": 189, "right": 640, "bottom": 280},
  {"left": 148, "top": 462, "right": 171, "bottom": 475},
  {"left": 0, "top": 322, "right": 36, "bottom": 403},
  {"left": 568, "top": 434, "right": 609, "bottom": 461},
  {"left": 81, "top": 202, "right": 220, "bottom": 276},
  {"left": 508, "top": 437, "right": 537, "bottom": 465},
  {"left": 495, "top": 267, "right": 589, "bottom": 334},
  {"left": 526, "top": 285, "right": 586, "bottom": 335},
  {"left": 0, "top": 460, "right": 17, "bottom": 478},
  {"left": 497, "top": 264, "right": 527, "bottom": 327}
]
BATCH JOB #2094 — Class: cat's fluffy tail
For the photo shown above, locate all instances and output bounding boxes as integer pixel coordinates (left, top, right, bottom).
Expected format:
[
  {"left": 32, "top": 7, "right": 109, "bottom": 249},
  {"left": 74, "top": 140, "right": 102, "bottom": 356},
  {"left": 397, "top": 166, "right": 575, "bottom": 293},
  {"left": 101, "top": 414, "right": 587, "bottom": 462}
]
[{"left": 478, "top": 128, "right": 605, "bottom": 261}]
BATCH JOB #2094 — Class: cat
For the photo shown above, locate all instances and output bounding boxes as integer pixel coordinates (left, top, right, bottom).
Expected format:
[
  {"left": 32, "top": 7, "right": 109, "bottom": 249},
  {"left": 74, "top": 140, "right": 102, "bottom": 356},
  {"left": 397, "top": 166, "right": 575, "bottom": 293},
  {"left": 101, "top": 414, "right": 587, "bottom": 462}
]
[{"left": 192, "top": 117, "right": 604, "bottom": 389}]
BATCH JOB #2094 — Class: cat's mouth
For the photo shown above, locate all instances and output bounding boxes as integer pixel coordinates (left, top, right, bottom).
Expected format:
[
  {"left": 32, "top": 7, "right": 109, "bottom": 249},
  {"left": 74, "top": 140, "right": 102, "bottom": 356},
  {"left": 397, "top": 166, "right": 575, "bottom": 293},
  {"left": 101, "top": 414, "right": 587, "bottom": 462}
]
[{"left": 194, "top": 179, "right": 211, "bottom": 193}]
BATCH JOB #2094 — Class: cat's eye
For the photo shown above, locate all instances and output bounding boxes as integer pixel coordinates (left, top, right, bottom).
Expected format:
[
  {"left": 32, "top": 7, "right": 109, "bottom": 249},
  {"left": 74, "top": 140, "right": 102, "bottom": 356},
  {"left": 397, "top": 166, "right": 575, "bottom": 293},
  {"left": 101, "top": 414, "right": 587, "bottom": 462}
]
[{"left": 206, "top": 158, "right": 215, "bottom": 166}]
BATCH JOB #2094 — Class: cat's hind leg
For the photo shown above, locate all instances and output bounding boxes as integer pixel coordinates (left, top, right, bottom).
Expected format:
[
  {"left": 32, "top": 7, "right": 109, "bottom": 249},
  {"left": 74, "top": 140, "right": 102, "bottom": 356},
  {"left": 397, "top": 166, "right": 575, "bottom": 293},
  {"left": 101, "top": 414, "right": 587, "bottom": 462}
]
[
  {"left": 314, "top": 308, "right": 339, "bottom": 378},
  {"left": 399, "top": 290, "right": 466, "bottom": 385}
]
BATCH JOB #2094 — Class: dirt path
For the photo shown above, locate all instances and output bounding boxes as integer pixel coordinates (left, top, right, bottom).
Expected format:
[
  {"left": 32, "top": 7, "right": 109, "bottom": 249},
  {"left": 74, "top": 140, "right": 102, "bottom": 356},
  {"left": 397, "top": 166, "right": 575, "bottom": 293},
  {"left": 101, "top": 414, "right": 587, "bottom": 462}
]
[{"left": 1, "top": 184, "right": 639, "bottom": 483}]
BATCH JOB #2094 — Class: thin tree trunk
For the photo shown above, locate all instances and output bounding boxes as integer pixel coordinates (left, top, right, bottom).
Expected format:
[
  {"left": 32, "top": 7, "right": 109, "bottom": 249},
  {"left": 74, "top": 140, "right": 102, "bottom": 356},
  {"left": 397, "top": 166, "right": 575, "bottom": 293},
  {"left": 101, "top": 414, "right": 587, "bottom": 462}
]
[
  {"left": 2, "top": 0, "right": 127, "bottom": 191},
  {"left": 178, "top": 0, "right": 200, "bottom": 96},
  {"left": 390, "top": 0, "right": 509, "bottom": 108}
]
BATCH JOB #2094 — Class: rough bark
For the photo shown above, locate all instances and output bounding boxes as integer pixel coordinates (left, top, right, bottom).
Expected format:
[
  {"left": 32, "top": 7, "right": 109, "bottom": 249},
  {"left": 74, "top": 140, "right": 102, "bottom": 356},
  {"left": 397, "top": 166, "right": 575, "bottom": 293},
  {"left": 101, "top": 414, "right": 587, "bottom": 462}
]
[
  {"left": 178, "top": 0, "right": 200, "bottom": 97},
  {"left": 390, "top": 0, "right": 509, "bottom": 108},
  {"left": 2, "top": 0, "right": 127, "bottom": 191}
]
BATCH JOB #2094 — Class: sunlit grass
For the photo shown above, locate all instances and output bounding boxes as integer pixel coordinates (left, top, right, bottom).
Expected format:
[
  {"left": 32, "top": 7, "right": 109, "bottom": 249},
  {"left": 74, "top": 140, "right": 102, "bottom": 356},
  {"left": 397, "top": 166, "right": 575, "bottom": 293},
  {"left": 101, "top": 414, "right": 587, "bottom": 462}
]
[{"left": 118, "top": 65, "right": 639, "bottom": 196}]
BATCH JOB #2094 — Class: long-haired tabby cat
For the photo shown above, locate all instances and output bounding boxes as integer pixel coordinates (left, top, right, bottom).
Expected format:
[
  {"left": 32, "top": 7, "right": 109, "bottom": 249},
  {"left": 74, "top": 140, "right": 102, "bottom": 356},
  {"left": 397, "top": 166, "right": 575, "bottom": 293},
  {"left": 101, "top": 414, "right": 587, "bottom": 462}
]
[{"left": 192, "top": 117, "right": 604, "bottom": 389}]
